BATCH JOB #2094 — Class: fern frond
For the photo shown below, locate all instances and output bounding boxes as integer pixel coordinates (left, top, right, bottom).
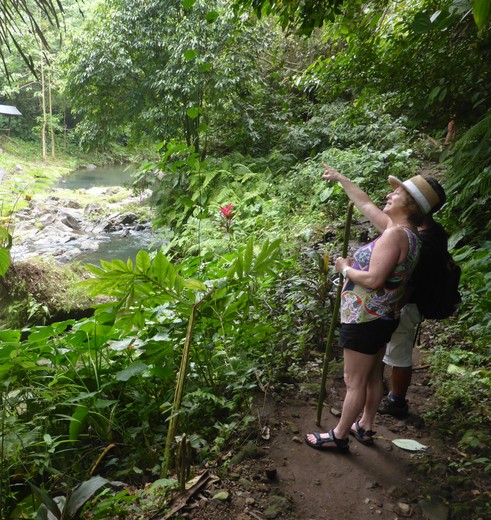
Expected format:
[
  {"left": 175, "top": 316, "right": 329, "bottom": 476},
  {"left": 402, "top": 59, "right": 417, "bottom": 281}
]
[
  {"left": 242, "top": 190, "right": 264, "bottom": 202},
  {"left": 454, "top": 112, "right": 491, "bottom": 150},
  {"left": 446, "top": 113, "right": 491, "bottom": 243},
  {"left": 232, "top": 163, "right": 254, "bottom": 176},
  {"left": 211, "top": 187, "right": 238, "bottom": 204}
]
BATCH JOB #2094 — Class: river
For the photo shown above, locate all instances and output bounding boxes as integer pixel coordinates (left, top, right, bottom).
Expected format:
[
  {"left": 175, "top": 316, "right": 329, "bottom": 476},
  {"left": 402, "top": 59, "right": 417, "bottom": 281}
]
[
  {"left": 54, "top": 164, "right": 135, "bottom": 190},
  {"left": 11, "top": 164, "right": 161, "bottom": 265},
  {"left": 59, "top": 165, "right": 159, "bottom": 265}
]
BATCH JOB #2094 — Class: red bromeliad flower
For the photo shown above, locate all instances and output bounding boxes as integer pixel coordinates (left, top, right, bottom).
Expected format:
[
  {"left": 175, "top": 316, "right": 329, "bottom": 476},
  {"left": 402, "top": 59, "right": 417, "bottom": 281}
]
[
  {"left": 219, "top": 204, "right": 235, "bottom": 236},
  {"left": 220, "top": 204, "right": 234, "bottom": 219}
]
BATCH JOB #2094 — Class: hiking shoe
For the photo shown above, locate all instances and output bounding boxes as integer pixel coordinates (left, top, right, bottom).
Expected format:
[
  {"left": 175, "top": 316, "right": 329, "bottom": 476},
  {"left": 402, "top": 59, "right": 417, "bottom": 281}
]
[{"left": 378, "top": 395, "right": 409, "bottom": 418}]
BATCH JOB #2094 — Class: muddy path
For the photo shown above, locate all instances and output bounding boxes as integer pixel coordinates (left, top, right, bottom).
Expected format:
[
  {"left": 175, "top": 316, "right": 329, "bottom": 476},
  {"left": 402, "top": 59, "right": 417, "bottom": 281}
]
[{"left": 167, "top": 343, "right": 452, "bottom": 520}]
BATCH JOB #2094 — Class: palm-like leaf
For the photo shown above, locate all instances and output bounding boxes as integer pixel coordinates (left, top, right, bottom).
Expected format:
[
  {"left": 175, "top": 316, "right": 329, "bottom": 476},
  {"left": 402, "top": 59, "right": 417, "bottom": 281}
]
[
  {"left": 0, "top": 0, "right": 65, "bottom": 78},
  {"left": 447, "top": 111, "right": 491, "bottom": 240}
]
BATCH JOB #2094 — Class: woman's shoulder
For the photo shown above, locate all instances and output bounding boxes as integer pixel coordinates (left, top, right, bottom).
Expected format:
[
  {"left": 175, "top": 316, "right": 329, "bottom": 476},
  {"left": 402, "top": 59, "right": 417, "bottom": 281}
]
[
  {"left": 382, "top": 225, "right": 415, "bottom": 239},
  {"left": 379, "top": 226, "right": 419, "bottom": 249}
]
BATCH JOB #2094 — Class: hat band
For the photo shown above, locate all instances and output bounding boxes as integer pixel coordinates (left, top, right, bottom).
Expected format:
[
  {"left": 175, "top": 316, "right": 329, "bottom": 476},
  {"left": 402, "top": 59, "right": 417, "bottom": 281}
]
[{"left": 403, "top": 179, "right": 434, "bottom": 214}]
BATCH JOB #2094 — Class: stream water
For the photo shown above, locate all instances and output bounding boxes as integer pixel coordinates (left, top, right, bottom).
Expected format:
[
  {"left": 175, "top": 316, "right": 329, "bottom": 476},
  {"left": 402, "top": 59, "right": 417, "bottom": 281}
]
[
  {"left": 64, "top": 164, "right": 160, "bottom": 265},
  {"left": 12, "top": 164, "right": 161, "bottom": 266},
  {"left": 54, "top": 164, "right": 135, "bottom": 190},
  {"left": 78, "top": 229, "right": 159, "bottom": 265}
]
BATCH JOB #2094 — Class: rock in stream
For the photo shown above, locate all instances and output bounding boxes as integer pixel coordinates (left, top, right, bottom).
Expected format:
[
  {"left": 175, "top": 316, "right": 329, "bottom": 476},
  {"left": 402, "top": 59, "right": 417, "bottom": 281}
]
[{"left": 10, "top": 186, "right": 154, "bottom": 264}]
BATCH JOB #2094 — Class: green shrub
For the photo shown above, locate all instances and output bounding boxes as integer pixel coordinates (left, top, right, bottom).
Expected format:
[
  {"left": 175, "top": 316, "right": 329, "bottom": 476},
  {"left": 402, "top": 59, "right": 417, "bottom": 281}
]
[{"left": 278, "top": 99, "right": 413, "bottom": 158}]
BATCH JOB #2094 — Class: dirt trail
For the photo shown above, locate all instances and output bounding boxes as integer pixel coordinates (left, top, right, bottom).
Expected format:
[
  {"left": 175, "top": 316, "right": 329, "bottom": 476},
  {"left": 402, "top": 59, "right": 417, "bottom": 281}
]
[
  {"left": 257, "top": 379, "right": 432, "bottom": 519},
  {"left": 181, "top": 346, "right": 447, "bottom": 520}
]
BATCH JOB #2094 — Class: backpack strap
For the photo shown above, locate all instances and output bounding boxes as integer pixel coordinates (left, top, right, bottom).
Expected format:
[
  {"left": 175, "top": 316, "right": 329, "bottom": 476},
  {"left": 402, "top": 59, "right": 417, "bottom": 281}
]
[{"left": 412, "top": 319, "right": 423, "bottom": 348}]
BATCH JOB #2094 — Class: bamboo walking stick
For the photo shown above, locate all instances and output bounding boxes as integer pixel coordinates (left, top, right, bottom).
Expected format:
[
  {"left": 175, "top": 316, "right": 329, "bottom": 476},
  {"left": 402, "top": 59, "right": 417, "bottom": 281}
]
[{"left": 316, "top": 201, "right": 354, "bottom": 426}]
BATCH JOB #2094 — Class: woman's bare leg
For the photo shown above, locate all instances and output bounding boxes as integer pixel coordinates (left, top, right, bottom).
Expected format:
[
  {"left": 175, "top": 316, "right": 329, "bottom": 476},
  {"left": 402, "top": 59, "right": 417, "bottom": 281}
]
[
  {"left": 357, "top": 347, "right": 386, "bottom": 432},
  {"left": 332, "top": 348, "right": 382, "bottom": 439},
  {"left": 305, "top": 347, "right": 385, "bottom": 446}
]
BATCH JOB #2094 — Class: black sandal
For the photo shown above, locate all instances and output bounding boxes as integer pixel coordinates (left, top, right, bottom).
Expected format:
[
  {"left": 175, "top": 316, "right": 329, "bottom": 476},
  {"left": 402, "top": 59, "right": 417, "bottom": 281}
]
[
  {"left": 349, "top": 420, "right": 375, "bottom": 446},
  {"left": 304, "top": 429, "right": 350, "bottom": 453}
]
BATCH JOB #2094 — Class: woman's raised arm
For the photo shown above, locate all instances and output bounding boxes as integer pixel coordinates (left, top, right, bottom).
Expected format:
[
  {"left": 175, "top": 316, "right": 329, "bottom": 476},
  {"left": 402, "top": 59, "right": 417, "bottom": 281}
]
[{"left": 322, "top": 163, "right": 390, "bottom": 233}]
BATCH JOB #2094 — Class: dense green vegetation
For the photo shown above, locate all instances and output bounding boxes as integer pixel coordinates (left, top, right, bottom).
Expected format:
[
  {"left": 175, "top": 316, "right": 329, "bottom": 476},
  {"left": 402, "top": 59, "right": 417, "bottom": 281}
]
[{"left": 1, "top": 0, "right": 490, "bottom": 518}]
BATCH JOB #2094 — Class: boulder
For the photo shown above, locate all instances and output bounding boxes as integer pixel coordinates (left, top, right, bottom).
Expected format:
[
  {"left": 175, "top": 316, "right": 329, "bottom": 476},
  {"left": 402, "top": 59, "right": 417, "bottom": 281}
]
[
  {"left": 39, "top": 213, "right": 56, "bottom": 226},
  {"left": 10, "top": 184, "right": 153, "bottom": 264},
  {"left": 92, "top": 221, "right": 113, "bottom": 234},
  {"left": 62, "top": 199, "right": 83, "bottom": 209},
  {"left": 57, "top": 208, "right": 83, "bottom": 230},
  {"left": 85, "top": 203, "right": 102, "bottom": 216},
  {"left": 113, "top": 212, "right": 138, "bottom": 226}
]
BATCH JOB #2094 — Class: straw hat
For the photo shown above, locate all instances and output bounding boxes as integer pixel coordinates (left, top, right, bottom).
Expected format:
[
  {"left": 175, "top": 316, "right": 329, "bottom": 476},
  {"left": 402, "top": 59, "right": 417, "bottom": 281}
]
[{"left": 388, "top": 175, "right": 444, "bottom": 215}]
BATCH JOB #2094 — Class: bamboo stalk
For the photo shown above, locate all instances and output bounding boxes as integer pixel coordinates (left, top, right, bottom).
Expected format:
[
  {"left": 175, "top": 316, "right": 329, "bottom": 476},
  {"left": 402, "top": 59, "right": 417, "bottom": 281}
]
[
  {"left": 161, "top": 288, "right": 215, "bottom": 477},
  {"left": 316, "top": 202, "right": 354, "bottom": 426},
  {"left": 161, "top": 303, "right": 197, "bottom": 477}
]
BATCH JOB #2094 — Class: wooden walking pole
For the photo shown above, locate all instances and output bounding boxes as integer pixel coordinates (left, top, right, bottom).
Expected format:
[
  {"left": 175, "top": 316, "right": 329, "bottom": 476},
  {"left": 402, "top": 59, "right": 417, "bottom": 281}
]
[{"left": 316, "top": 202, "right": 354, "bottom": 426}]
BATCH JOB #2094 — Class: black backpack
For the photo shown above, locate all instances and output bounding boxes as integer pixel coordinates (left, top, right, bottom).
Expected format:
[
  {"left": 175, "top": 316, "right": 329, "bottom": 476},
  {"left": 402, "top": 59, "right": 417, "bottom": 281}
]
[{"left": 415, "top": 250, "right": 462, "bottom": 320}]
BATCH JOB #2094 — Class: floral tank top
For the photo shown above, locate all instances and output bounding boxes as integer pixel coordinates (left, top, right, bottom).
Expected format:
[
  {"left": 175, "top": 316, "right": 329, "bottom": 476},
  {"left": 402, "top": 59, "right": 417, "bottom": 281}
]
[{"left": 341, "top": 227, "right": 420, "bottom": 324}]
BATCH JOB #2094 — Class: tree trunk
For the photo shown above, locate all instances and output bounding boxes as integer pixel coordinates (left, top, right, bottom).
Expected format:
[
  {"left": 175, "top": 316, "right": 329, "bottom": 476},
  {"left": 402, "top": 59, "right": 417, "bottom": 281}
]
[
  {"left": 48, "top": 66, "right": 55, "bottom": 158},
  {"left": 64, "top": 110, "right": 67, "bottom": 152},
  {"left": 40, "top": 49, "right": 47, "bottom": 161}
]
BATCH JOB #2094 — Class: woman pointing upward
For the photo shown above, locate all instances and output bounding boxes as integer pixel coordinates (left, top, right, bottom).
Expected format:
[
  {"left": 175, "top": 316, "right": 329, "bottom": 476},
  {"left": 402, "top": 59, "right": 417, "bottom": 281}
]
[{"left": 305, "top": 165, "right": 444, "bottom": 452}]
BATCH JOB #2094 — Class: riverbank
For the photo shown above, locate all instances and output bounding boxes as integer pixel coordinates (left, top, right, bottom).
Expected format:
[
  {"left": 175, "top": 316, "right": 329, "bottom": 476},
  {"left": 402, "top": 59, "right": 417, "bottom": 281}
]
[
  {"left": 1, "top": 136, "right": 160, "bottom": 263},
  {"left": 10, "top": 184, "right": 154, "bottom": 264},
  {"left": 0, "top": 136, "right": 156, "bottom": 328},
  {"left": 1, "top": 181, "right": 154, "bottom": 328},
  {"left": 0, "top": 135, "right": 146, "bottom": 215}
]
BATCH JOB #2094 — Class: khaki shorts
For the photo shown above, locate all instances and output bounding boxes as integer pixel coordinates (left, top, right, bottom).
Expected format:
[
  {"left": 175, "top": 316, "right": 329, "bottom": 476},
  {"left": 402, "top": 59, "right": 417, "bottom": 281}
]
[{"left": 383, "top": 303, "right": 421, "bottom": 367}]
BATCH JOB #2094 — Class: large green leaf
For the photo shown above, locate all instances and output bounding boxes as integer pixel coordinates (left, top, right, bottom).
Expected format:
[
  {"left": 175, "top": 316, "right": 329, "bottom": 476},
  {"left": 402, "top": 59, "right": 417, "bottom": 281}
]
[
  {"left": 198, "top": 62, "right": 213, "bottom": 72},
  {"left": 474, "top": 0, "right": 491, "bottom": 30},
  {"left": 64, "top": 476, "right": 109, "bottom": 519},
  {"left": 28, "top": 325, "right": 56, "bottom": 342},
  {"left": 205, "top": 10, "right": 220, "bottom": 23},
  {"left": 30, "top": 483, "right": 62, "bottom": 520},
  {"left": 152, "top": 252, "right": 171, "bottom": 284},
  {"left": 136, "top": 250, "right": 151, "bottom": 274},
  {"left": 183, "top": 49, "right": 198, "bottom": 61},
  {"left": 35, "top": 504, "right": 53, "bottom": 520},
  {"left": 115, "top": 361, "right": 148, "bottom": 381},
  {"left": 187, "top": 107, "right": 199, "bottom": 119},
  {"left": 76, "top": 313, "right": 115, "bottom": 338},
  {"left": 183, "top": 278, "right": 208, "bottom": 291},
  {"left": 0, "top": 363, "right": 13, "bottom": 381},
  {"left": 411, "top": 12, "right": 432, "bottom": 33},
  {"left": 243, "top": 236, "right": 254, "bottom": 275},
  {"left": 0, "top": 247, "right": 11, "bottom": 277},
  {"left": 0, "top": 330, "right": 21, "bottom": 343},
  {"left": 69, "top": 405, "right": 89, "bottom": 443}
]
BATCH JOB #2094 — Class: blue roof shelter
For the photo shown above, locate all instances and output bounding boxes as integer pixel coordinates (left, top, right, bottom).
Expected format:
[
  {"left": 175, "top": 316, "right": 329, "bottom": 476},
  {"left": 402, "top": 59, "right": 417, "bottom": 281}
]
[{"left": 0, "top": 104, "right": 22, "bottom": 135}]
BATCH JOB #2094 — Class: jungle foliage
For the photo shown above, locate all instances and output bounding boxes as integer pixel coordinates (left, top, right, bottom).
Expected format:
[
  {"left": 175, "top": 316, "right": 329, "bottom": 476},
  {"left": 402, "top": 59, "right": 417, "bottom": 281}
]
[
  {"left": 0, "top": 0, "right": 490, "bottom": 518},
  {"left": 0, "top": 0, "right": 64, "bottom": 79}
]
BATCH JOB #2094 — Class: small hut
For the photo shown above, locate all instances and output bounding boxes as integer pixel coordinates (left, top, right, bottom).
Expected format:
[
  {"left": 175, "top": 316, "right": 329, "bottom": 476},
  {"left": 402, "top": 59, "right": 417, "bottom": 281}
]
[{"left": 0, "top": 104, "right": 22, "bottom": 135}]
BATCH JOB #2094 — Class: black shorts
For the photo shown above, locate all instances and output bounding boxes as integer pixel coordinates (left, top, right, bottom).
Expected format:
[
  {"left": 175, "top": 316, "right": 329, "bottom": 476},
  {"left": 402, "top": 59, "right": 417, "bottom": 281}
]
[{"left": 339, "top": 319, "right": 399, "bottom": 355}]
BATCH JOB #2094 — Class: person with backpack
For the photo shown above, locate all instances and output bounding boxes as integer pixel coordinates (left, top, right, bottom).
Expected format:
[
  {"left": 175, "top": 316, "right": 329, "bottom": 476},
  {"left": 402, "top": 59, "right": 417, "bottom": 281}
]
[
  {"left": 305, "top": 169, "right": 445, "bottom": 452},
  {"left": 379, "top": 178, "right": 460, "bottom": 417}
]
